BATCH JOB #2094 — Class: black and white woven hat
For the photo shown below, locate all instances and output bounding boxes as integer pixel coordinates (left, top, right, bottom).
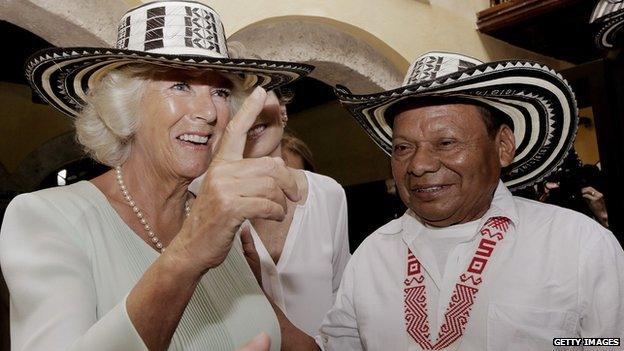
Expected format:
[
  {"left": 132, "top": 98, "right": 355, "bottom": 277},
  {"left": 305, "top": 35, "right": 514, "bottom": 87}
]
[
  {"left": 335, "top": 52, "right": 579, "bottom": 190},
  {"left": 25, "top": 0, "right": 314, "bottom": 118},
  {"left": 590, "top": 0, "right": 624, "bottom": 49}
]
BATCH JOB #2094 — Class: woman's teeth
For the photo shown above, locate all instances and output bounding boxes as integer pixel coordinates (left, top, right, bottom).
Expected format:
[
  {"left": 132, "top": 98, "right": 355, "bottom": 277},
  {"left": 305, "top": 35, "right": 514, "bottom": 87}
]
[
  {"left": 178, "top": 134, "right": 209, "bottom": 145},
  {"left": 248, "top": 124, "right": 266, "bottom": 138}
]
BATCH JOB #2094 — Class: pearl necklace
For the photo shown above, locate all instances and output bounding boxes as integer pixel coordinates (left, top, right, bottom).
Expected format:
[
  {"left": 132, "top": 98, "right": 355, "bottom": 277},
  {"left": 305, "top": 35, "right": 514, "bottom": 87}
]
[{"left": 115, "top": 166, "right": 191, "bottom": 253}]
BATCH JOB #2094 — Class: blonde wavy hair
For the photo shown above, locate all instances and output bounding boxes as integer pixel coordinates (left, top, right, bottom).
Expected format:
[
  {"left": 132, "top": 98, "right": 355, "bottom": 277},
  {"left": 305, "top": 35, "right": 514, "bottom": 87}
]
[{"left": 74, "top": 64, "right": 245, "bottom": 167}]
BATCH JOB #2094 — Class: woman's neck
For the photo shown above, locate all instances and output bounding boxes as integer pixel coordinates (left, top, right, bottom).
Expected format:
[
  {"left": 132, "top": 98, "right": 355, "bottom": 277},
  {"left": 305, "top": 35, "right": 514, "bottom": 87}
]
[{"left": 120, "top": 153, "right": 190, "bottom": 217}]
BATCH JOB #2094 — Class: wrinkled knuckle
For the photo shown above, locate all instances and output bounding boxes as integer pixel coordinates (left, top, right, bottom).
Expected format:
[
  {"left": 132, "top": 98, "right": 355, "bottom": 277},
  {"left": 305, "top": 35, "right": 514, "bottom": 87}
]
[
  {"left": 224, "top": 121, "right": 239, "bottom": 135},
  {"left": 262, "top": 199, "right": 274, "bottom": 216},
  {"left": 269, "top": 177, "right": 279, "bottom": 190},
  {"left": 264, "top": 156, "right": 278, "bottom": 171},
  {"left": 259, "top": 156, "right": 274, "bottom": 171},
  {"left": 273, "top": 157, "right": 285, "bottom": 167},
  {"left": 265, "top": 177, "right": 277, "bottom": 193},
  {"left": 237, "top": 102, "right": 251, "bottom": 115}
]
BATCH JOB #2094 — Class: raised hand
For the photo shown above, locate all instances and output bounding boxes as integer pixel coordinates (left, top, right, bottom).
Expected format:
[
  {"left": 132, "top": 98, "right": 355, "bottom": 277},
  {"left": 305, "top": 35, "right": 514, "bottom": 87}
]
[
  {"left": 581, "top": 186, "right": 609, "bottom": 228},
  {"left": 169, "top": 87, "right": 300, "bottom": 274}
]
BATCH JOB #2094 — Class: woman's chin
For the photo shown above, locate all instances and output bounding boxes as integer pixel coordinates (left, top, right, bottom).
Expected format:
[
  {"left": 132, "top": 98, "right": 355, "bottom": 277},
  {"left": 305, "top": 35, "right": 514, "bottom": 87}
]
[
  {"left": 244, "top": 130, "right": 282, "bottom": 158},
  {"left": 173, "top": 161, "right": 210, "bottom": 180}
]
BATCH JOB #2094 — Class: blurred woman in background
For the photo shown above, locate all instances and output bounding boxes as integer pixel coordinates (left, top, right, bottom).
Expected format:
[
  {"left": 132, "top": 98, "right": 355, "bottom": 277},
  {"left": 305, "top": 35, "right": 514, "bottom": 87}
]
[
  {"left": 281, "top": 132, "right": 316, "bottom": 171},
  {"left": 242, "top": 85, "right": 350, "bottom": 337}
]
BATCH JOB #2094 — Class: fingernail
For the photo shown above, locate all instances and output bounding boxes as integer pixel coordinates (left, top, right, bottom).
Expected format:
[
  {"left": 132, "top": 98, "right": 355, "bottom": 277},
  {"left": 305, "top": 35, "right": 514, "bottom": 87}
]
[
  {"left": 250, "top": 333, "right": 269, "bottom": 346},
  {"left": 252, "top": 86, "right": 265, "bottom": 99}
]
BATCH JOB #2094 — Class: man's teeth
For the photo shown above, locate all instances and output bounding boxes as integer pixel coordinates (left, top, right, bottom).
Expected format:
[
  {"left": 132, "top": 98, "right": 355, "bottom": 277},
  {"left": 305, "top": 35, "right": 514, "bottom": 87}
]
[
  {"left": 248, "top": 124, "right": 266, "bottom": 137},
  {"left": 179, "top": 134, "right": 209, "bottom": 144},
  {"left": 415, "top": 186, "right": 444, "bottom": 193}
]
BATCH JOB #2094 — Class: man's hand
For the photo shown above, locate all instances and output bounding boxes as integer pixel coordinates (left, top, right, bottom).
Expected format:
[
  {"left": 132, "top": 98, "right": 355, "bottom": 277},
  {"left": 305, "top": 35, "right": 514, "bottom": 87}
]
[{"left": 581, "top": 186, "right": 609, "bottom": 228}]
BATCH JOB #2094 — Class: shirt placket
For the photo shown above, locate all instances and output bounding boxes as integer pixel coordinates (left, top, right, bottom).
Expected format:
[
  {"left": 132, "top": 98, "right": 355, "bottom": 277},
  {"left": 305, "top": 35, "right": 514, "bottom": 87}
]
[{"left": 267, "top": 265, "right": 286, "bottom": 308}]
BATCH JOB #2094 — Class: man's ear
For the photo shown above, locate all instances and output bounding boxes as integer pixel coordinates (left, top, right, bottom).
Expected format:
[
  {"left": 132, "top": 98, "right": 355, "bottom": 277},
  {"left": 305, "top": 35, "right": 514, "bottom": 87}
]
[{"left": 497, "top": 125, "right": 516, "bottom": 167}]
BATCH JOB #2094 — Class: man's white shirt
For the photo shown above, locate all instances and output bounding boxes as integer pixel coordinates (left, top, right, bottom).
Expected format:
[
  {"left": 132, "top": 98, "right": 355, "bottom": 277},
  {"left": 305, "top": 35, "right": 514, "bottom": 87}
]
[{"left": 318, "top": 181, "right": 624, "bottom": 350}]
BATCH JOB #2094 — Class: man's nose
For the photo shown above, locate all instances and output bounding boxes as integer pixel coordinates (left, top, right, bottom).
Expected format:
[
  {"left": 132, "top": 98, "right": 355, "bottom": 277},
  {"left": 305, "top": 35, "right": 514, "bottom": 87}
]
[{"left": 408, "top": 146, "right": 441, "bottom": 176}]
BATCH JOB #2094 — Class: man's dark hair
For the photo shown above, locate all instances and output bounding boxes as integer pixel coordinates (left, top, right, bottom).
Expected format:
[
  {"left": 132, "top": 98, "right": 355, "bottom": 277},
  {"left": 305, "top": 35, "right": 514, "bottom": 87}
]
[{"left": 386, "top": 96, "right": 512, "bottom": 138}]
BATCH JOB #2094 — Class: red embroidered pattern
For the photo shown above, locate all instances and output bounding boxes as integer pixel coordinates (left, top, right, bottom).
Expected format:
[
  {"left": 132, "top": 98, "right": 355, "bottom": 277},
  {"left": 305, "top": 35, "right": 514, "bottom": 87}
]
[{"left": 404, "top": 217, "right": 510, "bottom": 350}]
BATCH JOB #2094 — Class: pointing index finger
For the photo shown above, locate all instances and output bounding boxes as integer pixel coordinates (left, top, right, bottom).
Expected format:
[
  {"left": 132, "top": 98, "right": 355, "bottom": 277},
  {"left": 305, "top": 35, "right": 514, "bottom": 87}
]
[{"left": 214, "top": 86, "right": 267, "bottom": 162}]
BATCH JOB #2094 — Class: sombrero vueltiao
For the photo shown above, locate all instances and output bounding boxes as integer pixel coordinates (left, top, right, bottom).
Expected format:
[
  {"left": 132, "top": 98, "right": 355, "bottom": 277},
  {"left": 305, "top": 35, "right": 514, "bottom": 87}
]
[
  {"left": 25, "top": 0, "right": 314, "bottom": 118},
  {"left": 590, "top": 0, "right": 624, "bottom": 50},
  {"left": 335, "top": 52, "right": 579, "bottom": 191}
]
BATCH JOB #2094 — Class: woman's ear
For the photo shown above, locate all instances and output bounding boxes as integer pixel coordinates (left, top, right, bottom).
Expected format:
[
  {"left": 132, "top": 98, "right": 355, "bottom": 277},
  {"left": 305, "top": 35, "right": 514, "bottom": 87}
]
[{"left": 497, "top": 125, "right": 516, "bottom": 167}]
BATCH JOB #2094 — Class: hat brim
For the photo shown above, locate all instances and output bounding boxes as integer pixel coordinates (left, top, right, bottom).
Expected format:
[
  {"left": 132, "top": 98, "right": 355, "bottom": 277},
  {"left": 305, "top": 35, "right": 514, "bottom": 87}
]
[
  {"left": 335, "top": 60, "right": 579, "bottom": 191},
  {"left": 591, "top": 0, "right": 624, "bottom": 49},
  {"left": 25, "top": 47, "right": 314, "bottom": 118},
  {"left": 593, "top": 11, "right": 624, "bottom": 49}
]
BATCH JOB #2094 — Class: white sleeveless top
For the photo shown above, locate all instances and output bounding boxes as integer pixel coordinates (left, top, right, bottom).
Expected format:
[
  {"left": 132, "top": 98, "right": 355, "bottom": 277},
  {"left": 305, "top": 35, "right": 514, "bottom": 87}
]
[{"left": 250, "top": 171, "right": 350, "bottom": 336}]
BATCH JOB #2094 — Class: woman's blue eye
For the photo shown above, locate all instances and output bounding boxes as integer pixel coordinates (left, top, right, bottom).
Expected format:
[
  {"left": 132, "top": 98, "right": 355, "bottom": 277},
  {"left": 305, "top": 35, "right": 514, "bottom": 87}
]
[{"left": 172, "top": 82, "right": 190, "bottom": 91}]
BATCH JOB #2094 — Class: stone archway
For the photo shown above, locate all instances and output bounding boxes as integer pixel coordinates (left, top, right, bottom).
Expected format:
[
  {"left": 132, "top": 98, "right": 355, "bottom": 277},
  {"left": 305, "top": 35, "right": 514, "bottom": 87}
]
[
  {"left": 229, "top": 16, "right": 406, "bottom": 93},
  {"left": 230, "top": 17, "right": 406, "bottom": 186},
  {"left": 15, "top": 132, "right": 84, "bottom": 191},
  {"left": 0, "top": 0, "right": 129, "bottom": 46}
]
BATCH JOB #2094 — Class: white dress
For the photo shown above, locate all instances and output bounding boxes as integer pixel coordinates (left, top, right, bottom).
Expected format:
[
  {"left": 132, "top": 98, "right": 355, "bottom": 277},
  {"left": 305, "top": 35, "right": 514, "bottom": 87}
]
[
  {"left": 0, "top": 181, "right": 281, "bottom": 351},
  {"left": 249, "top": 171, "right": 350, "bottom": 336}
]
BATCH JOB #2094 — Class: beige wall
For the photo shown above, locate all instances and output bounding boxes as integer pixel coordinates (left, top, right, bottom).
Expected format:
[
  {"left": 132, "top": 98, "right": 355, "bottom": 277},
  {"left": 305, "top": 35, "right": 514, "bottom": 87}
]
[
  {"left": 126, "top": 0, "right": 576, "bottom": 186},
  {"left": 575, "top": 107, "right": 600, "bottom": 166},
  {"left": 287, "top": 101, "right": 392, "bottom": 185},
  {"left": 131, "top": 0, "right": 571, "bottom": 72},
  {"left": 2, "top": 0, "right": 582, "bottom": 187}
]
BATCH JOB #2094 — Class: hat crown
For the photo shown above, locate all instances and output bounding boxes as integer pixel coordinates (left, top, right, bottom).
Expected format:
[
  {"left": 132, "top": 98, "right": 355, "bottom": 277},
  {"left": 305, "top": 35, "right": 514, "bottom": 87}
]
[
  {"left": 116, "top": 0, "right": 229, "bottom": 58},
  {"left": 591, "top": 0, "right": 624, "bottom": 23},
  {"left": 402, "top": 52, "right": 483, "bottom": 86}
]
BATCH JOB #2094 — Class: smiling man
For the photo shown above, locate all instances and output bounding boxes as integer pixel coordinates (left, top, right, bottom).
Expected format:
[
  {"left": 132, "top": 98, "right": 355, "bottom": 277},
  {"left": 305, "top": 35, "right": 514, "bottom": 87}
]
[
  {"left": 389, "top": 100, "right": 514, "bottom": 228},
  {"left": 319, "top": 52, "right": 624, "bottom": 350}
]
